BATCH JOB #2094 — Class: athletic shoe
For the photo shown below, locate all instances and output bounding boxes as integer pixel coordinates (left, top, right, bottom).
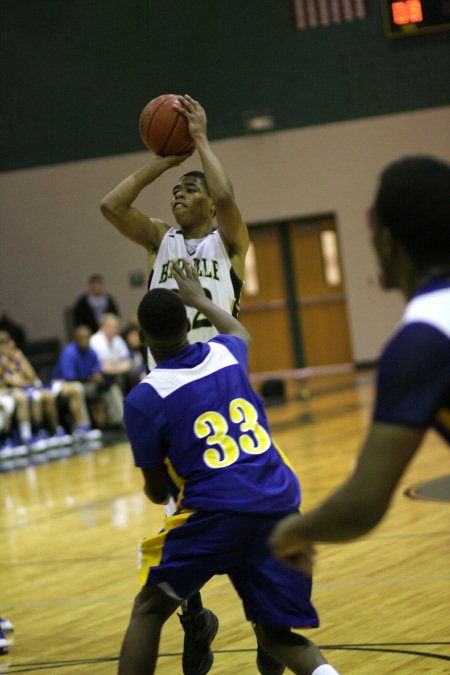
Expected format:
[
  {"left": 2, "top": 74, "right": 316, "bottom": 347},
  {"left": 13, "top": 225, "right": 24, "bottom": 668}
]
[
  {"left": 256, "top": 644, "right": 285, "bottom": 675},
  {"left": 26, "top": 432, "right": 51, "bottom": 452},
  {"left": 72, "top": 425, "right": 103, "bottom": 442},
  {"left": 0, "top": 446, "right": 10, "bottom": 461},
  {"left": 50, "top": 426, "right": 73, "bottom": 447},
  {"left": 0, "top": 441, "right": 15, "bottom": 460},
  {"left": 0, "top": 627, "right": 9, "bottom": 655},
  {"left": 178, "top": 608, "right": 219, "bottom": 675},
  {"left": 0, "top": 440, "right": 28, "bottom": 458},
  {"left": 12, "top": 440, "right": 28, "bottom": 457},
  {"left": 0, "top": 618, "right": 14, "bottom": 633}
]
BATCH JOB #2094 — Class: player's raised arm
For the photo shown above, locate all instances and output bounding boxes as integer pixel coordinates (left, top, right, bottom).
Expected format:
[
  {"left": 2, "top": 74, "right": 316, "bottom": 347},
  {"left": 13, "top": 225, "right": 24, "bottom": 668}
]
[
  {"left": 175, "top": 96, "right": 249, "bottom": 279},
  {"left": 171, "top": 259, "right": 251, "bottom": 347},
  {"left": 100, "top": 154, "right": 190, "bottom": 266}
]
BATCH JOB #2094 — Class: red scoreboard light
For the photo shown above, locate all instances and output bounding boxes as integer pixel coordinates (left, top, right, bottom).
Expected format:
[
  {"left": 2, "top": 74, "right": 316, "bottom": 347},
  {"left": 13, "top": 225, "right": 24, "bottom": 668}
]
[{"left": 383, "top": 0, "right": 450, "bottom": 36}]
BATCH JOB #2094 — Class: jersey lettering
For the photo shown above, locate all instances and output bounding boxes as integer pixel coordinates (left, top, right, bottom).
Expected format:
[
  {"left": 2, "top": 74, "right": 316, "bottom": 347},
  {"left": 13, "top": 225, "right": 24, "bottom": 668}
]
[{"left": 158, "top": 258, "right": 220, "bottom": 284}]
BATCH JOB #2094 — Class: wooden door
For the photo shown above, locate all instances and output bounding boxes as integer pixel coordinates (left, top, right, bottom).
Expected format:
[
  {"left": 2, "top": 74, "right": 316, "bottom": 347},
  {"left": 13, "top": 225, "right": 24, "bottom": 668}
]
[
  {"left": 238, "top": 224, "right": 295, "bottom": 373},
  {"left": 240, "top": 216, "right": 353, "bottom": 373},
  {"left": 290, "top": 217, "right": 353, "bottom": 366}
]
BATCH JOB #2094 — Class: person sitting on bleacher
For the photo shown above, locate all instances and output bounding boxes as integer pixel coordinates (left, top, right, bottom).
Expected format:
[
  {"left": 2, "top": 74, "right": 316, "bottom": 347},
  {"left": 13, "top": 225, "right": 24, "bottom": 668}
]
[
  {"left": 53, "top": 325, "right": 119, "bottom": 431},
  {"left": 0, "top": 386, "right": 27, "bottom": 459},
  {"left": 0, "top": 331, "right": 98, "bottom": 450},
  {"left": 89, "top": 315, "right": 131, "bottom": 428}
]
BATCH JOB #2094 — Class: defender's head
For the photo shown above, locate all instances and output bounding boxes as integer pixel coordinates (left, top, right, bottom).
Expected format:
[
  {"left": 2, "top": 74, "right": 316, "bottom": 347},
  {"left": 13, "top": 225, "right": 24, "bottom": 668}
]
[
  {"left": 137, "top": 289, "right": 189, "bottom": 358},
  {"left": 370, "top": 155, "right": 450, "bottom": 289}
]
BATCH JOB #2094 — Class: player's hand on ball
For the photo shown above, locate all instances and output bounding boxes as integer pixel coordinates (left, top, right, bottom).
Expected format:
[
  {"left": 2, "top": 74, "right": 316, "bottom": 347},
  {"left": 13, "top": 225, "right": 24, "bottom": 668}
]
[
  {"left": 174, "top": 95, "right": 207, "bottom": 142},
  {"left": 153, "top": 151, "right": 194, "bottom": 169},
  {"left": 170, "top": 258, "right": 205, "bottom": 308},
  {"left": 269, "top": 513, "right": 316, "bottom": 576}
]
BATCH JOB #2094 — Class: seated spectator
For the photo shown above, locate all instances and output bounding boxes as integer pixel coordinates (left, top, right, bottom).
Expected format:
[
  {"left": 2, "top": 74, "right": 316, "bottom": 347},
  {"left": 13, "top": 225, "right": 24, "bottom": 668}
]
[
  {"left": 72, "top": 274, "right": 120, "bottom": 334},
  {"left": 0, "top": 331, "right": 93, "bottom": 450},
  {"left": 89, "top": 315, "right": 131, "bottom": 427},
  {"left": 53, "top": 325, "right": 121, "bottom": 430},
  {"left": 122, "top": 321, "right": 148, "bottom": 392},
  {"left": 0, "top": 387, "right": 28, "bottom": 459},
  {"left": 0, "top": 303, "right": 26, "bottom": 352}
]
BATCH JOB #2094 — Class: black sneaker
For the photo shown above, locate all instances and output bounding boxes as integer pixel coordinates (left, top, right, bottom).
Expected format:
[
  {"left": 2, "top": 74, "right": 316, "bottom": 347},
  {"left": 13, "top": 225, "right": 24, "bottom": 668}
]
[
  {"left": 178, "top": 608, "right": 219, "bottom": 675},
  {"left": 256, "top": 644, "right": 285, "bottom": 675}
]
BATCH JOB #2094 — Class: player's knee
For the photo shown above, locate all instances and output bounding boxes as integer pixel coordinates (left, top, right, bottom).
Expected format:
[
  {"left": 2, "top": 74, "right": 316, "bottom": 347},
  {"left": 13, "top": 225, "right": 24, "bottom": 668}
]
[
  {"left": 132, "top": 586, "right": 177, "bottom": 624},
  {"left": 253, "top": 623, "right": 277, "bottom": 649},
  {"left": 254, "top": 623, "right": 298, "bottom": 651}
]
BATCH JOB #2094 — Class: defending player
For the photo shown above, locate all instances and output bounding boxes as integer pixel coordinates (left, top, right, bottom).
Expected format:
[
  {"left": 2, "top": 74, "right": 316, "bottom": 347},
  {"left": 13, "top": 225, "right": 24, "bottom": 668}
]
[
  {"left": 269, "top": 156, "right": 450, "bottom": 573},
  {"left": 118, "top": 259, "right": 340, "bottom": 675},
  {"left": 100, "top": 95, "right": 250, "bottom": 674}
]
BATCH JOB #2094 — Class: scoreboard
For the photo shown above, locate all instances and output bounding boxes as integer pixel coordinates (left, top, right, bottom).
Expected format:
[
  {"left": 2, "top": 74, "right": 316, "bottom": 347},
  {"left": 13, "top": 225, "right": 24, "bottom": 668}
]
[{"left": 383, "top": 0, "right": 450, "bottom": 36}]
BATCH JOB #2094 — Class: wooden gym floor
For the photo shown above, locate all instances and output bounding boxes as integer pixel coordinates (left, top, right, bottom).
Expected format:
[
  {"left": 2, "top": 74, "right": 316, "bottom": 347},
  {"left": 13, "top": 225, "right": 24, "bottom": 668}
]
[{"left": 1, "top": 369, "right": 449, "bottom": 674}]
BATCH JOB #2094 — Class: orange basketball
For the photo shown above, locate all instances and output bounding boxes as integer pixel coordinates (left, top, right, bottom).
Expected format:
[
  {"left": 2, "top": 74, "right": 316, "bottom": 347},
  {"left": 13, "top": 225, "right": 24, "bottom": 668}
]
[{"left": 139, "top": 94, "right": 195, "bottom": 156}]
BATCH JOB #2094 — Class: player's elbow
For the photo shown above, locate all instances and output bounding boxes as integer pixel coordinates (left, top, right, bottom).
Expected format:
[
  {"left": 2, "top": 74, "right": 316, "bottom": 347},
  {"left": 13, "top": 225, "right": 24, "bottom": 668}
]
[
  {"left": 240, "top": 329, "right": 252, "bottom": 349},
  {"left": 144, "top": 482, "right": 169, "bottom": 505},
  {"left": 100, "top": 197, "right": 115, "bottom": 219}
]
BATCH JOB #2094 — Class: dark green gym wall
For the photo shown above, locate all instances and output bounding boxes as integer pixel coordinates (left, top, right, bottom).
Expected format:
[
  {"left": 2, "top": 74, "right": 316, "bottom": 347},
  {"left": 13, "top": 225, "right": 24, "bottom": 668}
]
[{"left": 1, "top": 0, "right": 449, "bottom": 172}]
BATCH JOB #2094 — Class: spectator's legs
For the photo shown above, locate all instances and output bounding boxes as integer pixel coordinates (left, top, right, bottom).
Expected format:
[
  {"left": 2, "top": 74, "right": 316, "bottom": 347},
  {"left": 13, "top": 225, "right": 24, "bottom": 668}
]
[
  {"left": 103, "top": 383, "right": 124, "bottom": 427},
  {"left": 13, "top": 390, "right": 32, "bottom": 441},
  {"left": 40, "top": 390, "right": 60, "bottom": 433},
  {"left": 60, "top": 382, "right": 90, "bottom": 427}
]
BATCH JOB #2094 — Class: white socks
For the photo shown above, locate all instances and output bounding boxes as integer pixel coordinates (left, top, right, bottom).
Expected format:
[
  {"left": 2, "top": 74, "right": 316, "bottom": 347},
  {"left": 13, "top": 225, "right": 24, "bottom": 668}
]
[
  {"left": 19, "top": 420, "right": 32, "bottom": 441},
  {"left": 312, "top": 665, "right": 340, "bottom": 675}
]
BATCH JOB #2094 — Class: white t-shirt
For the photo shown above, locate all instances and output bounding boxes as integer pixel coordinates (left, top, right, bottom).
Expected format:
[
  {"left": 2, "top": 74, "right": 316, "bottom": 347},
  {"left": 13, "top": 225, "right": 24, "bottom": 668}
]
[{"left": 90, "top": 331, "right": 130, "bottom": 365}]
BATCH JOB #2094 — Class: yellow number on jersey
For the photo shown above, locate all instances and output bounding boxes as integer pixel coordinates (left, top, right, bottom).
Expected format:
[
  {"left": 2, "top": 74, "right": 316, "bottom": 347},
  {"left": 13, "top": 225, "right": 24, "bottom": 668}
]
[
  {"left": 230, "top": 398, "right": 271, "bottom": 455},
  {"left": 194, "top": 411, "right": 240, "bottom": 468},
  {"left": 194, "top": 398, "right": 271, "bottom": 469}
]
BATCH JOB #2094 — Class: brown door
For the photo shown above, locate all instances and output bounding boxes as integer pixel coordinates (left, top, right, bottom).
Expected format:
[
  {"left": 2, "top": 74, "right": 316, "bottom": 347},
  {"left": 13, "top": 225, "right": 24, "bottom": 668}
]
[
  {"left": 290, "top": 217, "right": 353, "bottom": 366},
  {"left": 238, "top": 224, "right": 295, "bottom": 374},
  {"left": 240, "top": 216, "right": 353, "bottom": 373}
]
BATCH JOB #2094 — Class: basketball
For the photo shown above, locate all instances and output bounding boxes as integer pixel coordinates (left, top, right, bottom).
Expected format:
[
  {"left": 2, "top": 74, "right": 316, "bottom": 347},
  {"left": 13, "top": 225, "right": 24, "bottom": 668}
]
[{"left": 139, "top": 94, "right": 195, "bottom": 156}]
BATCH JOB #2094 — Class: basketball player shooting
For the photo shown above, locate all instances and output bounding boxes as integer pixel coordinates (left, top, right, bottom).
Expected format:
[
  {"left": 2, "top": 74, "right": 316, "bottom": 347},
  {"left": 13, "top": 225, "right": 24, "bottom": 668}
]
[{"left": 101, "top": 96, "right": 257, "bottom": 675}]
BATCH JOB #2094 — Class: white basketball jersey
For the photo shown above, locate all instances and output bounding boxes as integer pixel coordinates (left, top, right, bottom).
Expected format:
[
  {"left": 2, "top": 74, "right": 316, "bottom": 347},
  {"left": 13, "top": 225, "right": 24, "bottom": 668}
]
[{"left": 149, "top": 226, "right": 243, "bottom": 342}]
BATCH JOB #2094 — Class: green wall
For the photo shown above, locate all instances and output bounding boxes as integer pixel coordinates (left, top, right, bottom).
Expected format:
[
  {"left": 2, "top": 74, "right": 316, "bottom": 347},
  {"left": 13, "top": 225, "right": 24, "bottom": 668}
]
[{"left": 1, "top": 0, "right": 449, "bottom": 172}]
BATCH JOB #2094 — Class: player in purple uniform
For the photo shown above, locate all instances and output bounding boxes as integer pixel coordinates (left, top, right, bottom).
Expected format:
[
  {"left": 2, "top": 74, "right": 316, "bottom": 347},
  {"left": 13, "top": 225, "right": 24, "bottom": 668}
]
[
  {"left": 269, "top": 155, "right": 450, "bottom": 572},
  {"left": 119, "top": 260, "right": 340, "bottom": 675}
]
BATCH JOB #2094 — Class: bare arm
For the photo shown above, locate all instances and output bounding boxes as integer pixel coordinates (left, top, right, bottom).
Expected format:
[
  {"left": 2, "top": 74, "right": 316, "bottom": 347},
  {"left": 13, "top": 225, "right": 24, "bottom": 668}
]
[
  {"left": 101, "top": 358, "right": 132, "bottom": 375},
  {"left": 171, "top": 259, "right": 251, "bottom": 347},
  {"left": 175, "top": 96, "right": 249, "bottom": 279},
  {"left": 6, "top": 349, "right": 39, "bottom": 386},
  {"left": 100, "top": 154, "right": 191, "bottom": 270},
  {"left": 269, "top": 422, "right": 424, "bottom": 570},
  {"left": 141, "top": 466, "right": 171, "bottom": 504}
]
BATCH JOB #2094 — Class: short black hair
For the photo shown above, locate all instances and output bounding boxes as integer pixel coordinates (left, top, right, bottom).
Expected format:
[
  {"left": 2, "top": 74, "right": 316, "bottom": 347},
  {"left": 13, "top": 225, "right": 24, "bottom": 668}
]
[
  {"left": 373, "top": 156, "right": 450, "bottom": 267},
  {"left": 89, "top": 274, "right": 104, "bottom": 283},
  {"left": 137, "top": 289, "right": 187, "bottom": 341},
  {"left": 180, "top": 170, "right": 210, "bottom": 195}
]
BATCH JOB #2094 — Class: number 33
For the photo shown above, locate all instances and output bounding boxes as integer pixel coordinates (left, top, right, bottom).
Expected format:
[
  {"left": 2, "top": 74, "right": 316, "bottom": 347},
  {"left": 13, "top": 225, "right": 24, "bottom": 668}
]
[{"left": 194, "top": 398, "right": 271, "bottom": 469}]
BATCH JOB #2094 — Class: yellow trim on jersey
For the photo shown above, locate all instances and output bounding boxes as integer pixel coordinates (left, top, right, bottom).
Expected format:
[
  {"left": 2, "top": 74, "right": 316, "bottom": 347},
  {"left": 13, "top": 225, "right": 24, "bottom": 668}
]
[
  {"left": 164, "top": 457, "right": 186, "bottom": 508},
  {"left": 273, "top": 439, "right": 296, "bottom": 471},
  {"left": 436, "top": 406, "right": 450, "bottom": 431},
  {"left": 138, "top": 509, "right": 196, "bottom": 586}
]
